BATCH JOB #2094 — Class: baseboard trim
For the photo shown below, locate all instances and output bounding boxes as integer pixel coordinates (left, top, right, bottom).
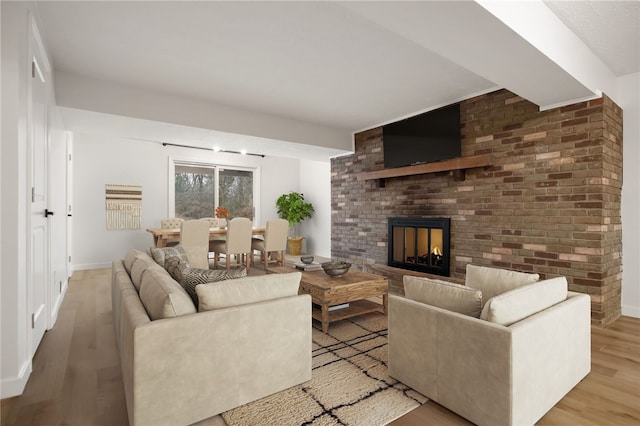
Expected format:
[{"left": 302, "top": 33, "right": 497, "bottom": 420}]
[
  {"left": 0, "top": 359, "right": 32, "bottom": 399},
  {"left": 49, "top": 279, "right": 68, "bottom": 329},
  {"left": 73, "top": 262, "right": 111, "bottom": 271}
]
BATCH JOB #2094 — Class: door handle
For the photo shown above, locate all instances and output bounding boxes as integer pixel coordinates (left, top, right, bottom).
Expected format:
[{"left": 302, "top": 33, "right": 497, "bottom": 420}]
[{"left": 45, "top": 209, "right": 54, "bottom": 217}]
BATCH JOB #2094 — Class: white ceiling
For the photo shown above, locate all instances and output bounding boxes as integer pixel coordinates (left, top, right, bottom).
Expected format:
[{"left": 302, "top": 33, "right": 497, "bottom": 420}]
[
  {"left": 35, "top": 1, "right": 639, "bottom": 161},
  {"left": 545, "top": 0, "right": 639, "bottom": 76}
]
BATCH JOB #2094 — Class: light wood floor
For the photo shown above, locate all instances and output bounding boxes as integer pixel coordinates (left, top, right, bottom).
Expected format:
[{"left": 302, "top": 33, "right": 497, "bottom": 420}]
[{"left": 2, "top": 268, "right": 639, "bottom": 426}]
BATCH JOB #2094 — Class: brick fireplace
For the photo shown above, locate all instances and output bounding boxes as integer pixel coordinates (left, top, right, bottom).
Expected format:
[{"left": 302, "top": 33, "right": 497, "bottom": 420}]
[{"left": 331, "top": 89, "right": 623, "bottom": 327}]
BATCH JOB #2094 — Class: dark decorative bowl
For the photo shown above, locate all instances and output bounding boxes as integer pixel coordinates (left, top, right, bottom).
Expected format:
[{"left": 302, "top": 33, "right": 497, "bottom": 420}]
[
  {"left": 321, "top": 261, "right": 352, "bottom": 277},
  {"left": 300, "top": 256, "right": 314, "bottom": 264}
]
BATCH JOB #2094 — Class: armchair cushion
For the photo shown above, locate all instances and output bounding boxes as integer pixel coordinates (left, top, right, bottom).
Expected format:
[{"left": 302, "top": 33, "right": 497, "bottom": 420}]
[
  {"left": 481, "top": 276, "right": 568, "bottom": 326},
  {"left": 404, "top": 275, "right": 483, "bottom": 318},
  {"left": 165, "top": 256, "right": 247, "bottom": 307},
  {"left": 465, "top": 264, "right": 539, "bottom": 307},
  {"left": 197, "top": 272, "right": 301, "bottom": 311}
]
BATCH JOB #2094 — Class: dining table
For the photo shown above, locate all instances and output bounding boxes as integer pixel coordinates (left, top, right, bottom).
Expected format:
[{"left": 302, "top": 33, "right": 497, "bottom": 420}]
[{"left": 147, "top": 226, "right": 266, "bottom": 248}]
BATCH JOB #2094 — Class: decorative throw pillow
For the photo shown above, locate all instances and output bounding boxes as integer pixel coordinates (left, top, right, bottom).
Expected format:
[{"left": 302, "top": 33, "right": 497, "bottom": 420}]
[
  {"left": 403, "top": 275, "right": 483, "bottom": 318},
  {"left": 481, "top": 276, "right": 568, "bottom": 326},
  {"left": 197, "top": 272, "right": 301, "bottom": 312},
  {"left": 465, "top": 264, "right": 539, "bottom": 307},
  {"left": 149, "top": 245, "right": 190, "bottom": 268},
  {"left": 164, "top": 256, "right": 247, "bottom": 307}
]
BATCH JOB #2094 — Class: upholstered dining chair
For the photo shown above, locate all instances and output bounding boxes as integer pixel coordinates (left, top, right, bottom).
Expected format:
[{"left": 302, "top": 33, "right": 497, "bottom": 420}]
[
  {"left": 199, "top": 217, "right": 225, "bottom": 254},
  {"left": 251, "top": 218, "right": 289, "bottom": 270},
  {"left": 180, "top": 219, "right": 210, "bottom": 269},
  {"left": 199, "top": 217, "right": 219, "bottom": 228},
  {"left": 210, "top": 217, "right": 253, "bottom": 272},
  {"left": 160, "top": 217, "right": 184, "bottom": 247}
]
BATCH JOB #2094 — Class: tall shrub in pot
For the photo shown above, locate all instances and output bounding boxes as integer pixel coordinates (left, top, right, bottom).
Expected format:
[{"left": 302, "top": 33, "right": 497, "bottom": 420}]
[{"left": 276, "top": 191, "right": 314, "bottom": 255}]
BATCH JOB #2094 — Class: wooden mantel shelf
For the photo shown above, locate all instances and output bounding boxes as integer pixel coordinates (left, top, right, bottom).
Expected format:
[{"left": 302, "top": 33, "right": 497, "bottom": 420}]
[{"left": 356, "top": 154, "right": 491, "bottom": 182}]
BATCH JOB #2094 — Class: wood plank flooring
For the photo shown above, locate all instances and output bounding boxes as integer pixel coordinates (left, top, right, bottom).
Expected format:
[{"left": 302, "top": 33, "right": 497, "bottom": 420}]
[{"left": 2, "top": 268, "right": 639, "bottom": 425}]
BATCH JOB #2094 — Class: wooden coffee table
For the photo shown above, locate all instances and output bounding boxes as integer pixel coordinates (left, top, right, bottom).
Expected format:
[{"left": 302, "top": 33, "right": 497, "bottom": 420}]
[{"left": 270, "top": 266, "right": 388, "bottom": 332}]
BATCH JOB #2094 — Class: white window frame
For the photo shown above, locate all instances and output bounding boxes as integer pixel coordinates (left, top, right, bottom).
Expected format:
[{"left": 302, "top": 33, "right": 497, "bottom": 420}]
[{"left": 168, "top": 156, "right": 260, "bottom": 224}]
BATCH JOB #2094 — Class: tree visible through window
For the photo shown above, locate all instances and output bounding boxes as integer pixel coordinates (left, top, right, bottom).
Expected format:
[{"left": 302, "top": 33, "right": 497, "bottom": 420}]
[
  {"left": 174, "top": 164, "right": 255, "bottom": 221},
  {"left": 175, "top": 165, "right": 215, "bottom": 219},
  {"left": 219, "top": 169, "right": 253, "bottom": 219}
]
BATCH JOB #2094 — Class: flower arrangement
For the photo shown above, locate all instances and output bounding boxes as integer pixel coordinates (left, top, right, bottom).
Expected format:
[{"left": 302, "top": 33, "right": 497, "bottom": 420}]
[{"left": 215, "top": 206, "right": 229, "bottom": 219}]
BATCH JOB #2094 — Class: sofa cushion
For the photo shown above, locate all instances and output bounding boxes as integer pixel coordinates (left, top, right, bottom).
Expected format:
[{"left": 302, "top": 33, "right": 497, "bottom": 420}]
[
  {"left": 149, "top": 245, "right": 190, "bottom": 268},
  {"left": 403, "top": 275, "right": 483, "bottom": 318},
  {"left": 197, "top": 272, "right": 301, "bottom": 312},
  {"left": 124, "top": 249, "right": 149, "bottom": 274},
  {"left": 481, "top": 276, "right": 568, "bottom": 326},
  {"left": 139, "top": 266, "right": 196, "bottom": 320},
  {"left": 130, "top": 255, "right": 158, "bottom": 292},
  {"left": 465, "top": 264, "right": 539, "bottom": 307},
  {"left": 164, "top": 256, "right": 247, "bottom": 307}
]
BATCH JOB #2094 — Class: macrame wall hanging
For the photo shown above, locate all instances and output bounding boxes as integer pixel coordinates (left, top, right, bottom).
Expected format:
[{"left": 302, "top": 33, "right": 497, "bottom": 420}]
[{"left": 105, "top": 184, "right": 142, "bottom": 230}]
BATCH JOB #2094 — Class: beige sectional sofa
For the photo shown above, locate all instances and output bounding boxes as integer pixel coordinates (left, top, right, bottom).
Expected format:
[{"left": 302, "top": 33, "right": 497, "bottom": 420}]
[
  {"left": 112, "top": 249, "right": 312, "bottom": 426},
  {"left": 389, "top": 265, "right": 591, "bottom": 426}
]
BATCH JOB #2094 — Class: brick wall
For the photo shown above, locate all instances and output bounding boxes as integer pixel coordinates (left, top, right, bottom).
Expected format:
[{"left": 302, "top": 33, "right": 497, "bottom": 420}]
[{"left": 331, "top": 89, "right": 623, "bottom": 326}]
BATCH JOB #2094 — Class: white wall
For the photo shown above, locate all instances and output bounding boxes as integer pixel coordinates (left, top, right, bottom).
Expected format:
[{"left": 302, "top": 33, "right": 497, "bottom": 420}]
[
  {"left": 260, "top": 156, "right": 300, "bottom": 223},
  {"left": 300, "top": 160, "right": 332, "bottom": 258},
  {"left": 1, "top": 1, "right": 67, "bottom": 397},
  {"left": 72, "top": 133, "right": 319, "bottom": 269},
  {"left": 1, "top": 0, "right": 32, "bottom": 398},
  {"left": 618, "top": 72, "right": 640, "bottom": 318}
]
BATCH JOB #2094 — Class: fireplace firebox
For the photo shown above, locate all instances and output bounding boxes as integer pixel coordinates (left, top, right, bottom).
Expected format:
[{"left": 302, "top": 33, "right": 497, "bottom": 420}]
[{"left": 388, "top": 217, "right": 450, "bottom": 277}]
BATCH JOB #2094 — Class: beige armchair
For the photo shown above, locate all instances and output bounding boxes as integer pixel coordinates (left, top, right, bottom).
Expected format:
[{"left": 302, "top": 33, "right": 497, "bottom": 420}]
[
  {"left": 389, "top": 267, "right": 591, "bottom": 426},
  {"left": 179, "top": 219, "right": 210, "bottom": 269},
  {"left": 160, "top": 217, "right": 184, "bottom": 247},
  {"left": 252, "top": 218, "right": 289, "bottom": 270},
  {"left": 210, "top": 217, "right": 253, "bottom": 272}
]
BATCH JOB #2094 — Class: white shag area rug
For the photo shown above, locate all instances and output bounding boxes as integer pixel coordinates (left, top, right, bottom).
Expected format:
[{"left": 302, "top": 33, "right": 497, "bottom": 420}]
[{"left": 223, "top": 313, "right": 427, "bottom": 426}]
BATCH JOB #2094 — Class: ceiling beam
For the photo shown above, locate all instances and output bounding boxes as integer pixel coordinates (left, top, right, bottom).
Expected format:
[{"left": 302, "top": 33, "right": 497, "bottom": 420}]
[
  {"left": 54, "top": 71, "right": 353, "bottom": 153},
  {"left": 340, "top": 0, "right": 616, "bottom": 110}
]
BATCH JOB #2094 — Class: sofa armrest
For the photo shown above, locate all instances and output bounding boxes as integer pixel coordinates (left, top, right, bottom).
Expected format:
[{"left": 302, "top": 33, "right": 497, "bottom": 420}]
[
  {"left": 131, "top": 294, "right": 311, "bottom": 426},
  {"left": 509, "top": 291, "right": 591, "bottom": 425},
  {"left": 388, "top": 294, "right": 440, "bottom": 396}
]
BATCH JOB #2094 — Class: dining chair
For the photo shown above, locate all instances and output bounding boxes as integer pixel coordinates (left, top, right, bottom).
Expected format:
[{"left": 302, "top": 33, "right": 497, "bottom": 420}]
[
  {"left": 199, "top": 217, "right": 219, "bottom": 228},
  {"left": 180, "top": 219, "right": 210, "bottom": 269},
  {"left": 199, "top": 217, "right": 226, "bottom": 255},
  {"left": 160, "top": 217, "right": 184, "bottom": 247},
  {"left": 251, "top": 218, "right": 289, "bottom": 270},
  {"left": 210, "top": 217, "right": 253, "bottom": 272}
]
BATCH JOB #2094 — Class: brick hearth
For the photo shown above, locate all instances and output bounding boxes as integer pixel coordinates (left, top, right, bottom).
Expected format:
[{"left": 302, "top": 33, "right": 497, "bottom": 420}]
[{"left": 331, "top": 89, "right": 622, "bottom": 326}]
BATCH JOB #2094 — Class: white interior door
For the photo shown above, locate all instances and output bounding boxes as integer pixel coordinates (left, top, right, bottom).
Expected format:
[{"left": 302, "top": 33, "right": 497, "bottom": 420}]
[
  {"left": 28, "top": 18, "right": 50, "bottom": 354},
  {"left": 48, "top": 113, "right": 69, "bottom": 325}
]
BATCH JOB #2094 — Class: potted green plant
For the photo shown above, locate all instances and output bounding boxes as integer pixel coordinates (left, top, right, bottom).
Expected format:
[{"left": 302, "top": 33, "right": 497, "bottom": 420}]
[{"left": 276, "top": 191, "right": 314, "bottom": 255}]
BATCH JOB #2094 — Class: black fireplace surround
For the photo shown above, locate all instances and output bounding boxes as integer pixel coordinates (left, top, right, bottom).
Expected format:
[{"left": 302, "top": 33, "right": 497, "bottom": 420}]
[{"left": 388, "top": 217, "right": 450, "bottom": 277}]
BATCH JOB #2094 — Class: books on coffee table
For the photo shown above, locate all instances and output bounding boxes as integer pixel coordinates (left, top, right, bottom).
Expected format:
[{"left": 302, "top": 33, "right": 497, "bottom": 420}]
[
  {"left": 294, "top": 262, "right": 323, "bottom": 271},
  {"left": 313, "top": 302, "right": 350, "bottom": 311}
]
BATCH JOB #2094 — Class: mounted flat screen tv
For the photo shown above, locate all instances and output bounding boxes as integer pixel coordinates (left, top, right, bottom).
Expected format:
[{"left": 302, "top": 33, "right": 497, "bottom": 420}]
[{"left": 383, "top": 103, "right": 461, "bottom": 169}]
